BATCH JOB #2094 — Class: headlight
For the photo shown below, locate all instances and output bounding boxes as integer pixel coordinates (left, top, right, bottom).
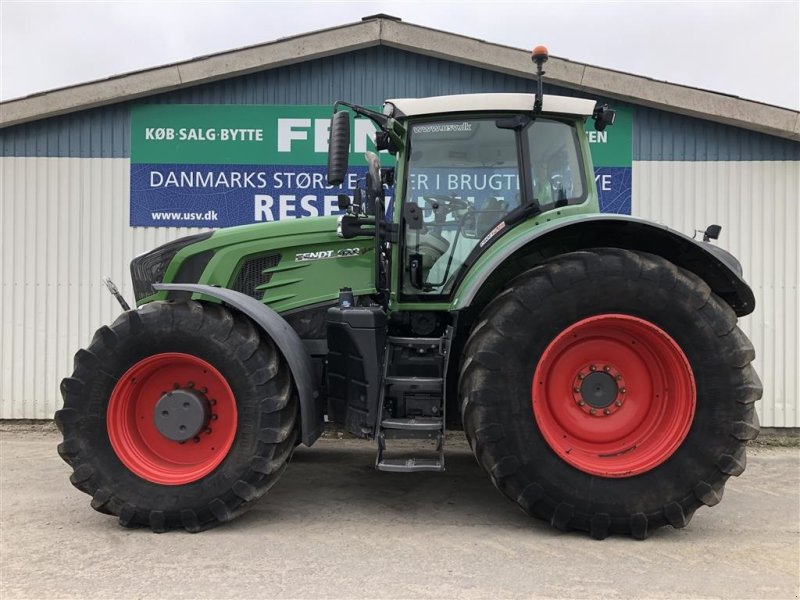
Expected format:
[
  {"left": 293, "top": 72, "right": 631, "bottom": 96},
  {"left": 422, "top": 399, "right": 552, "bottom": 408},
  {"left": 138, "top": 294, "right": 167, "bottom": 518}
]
[{"left": 130, "top": 232, "right": 213, "bottom": 302}]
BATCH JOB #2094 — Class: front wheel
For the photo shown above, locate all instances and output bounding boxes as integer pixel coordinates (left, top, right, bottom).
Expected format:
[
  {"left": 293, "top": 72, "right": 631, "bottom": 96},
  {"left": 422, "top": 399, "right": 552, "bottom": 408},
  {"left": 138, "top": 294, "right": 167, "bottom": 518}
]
[
  {"left": 460, "top": 248, "right": 761, "bottom": 539},
  {"left": 56, "top": 300, "right": 298, "bottom": 532}
]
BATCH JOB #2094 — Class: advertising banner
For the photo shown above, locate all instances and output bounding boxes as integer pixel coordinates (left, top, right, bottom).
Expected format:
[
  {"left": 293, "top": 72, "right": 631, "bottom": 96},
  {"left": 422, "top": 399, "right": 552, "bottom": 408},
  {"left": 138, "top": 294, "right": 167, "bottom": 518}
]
[
  {"left": 130, "top": 105, "right": 632, "bottom": 227},
  {"left": 586, "top": 106, "right": 633, "bottom": 214}
]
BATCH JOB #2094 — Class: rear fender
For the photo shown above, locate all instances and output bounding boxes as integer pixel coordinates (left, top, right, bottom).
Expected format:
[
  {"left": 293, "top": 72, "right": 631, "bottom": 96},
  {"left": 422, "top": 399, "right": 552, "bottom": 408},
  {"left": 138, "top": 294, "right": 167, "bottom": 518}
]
[
  {"left": 453, "top": 215, "right": 755, "bottom": 317},
  {"left": 154, "top": 283, "right": 323, "bottom": 446}
]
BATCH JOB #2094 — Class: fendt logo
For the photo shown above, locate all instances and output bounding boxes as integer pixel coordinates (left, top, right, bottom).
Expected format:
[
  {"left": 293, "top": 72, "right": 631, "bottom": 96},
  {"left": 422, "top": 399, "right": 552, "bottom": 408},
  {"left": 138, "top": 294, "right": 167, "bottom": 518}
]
[{"left": 295, "top": 248, "right": 363, "bottom": 262}]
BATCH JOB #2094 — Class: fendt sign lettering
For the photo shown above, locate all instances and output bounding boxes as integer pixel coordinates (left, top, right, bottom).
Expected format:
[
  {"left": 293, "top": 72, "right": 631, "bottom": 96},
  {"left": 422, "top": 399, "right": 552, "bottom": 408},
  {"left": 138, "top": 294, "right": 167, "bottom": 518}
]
[{"left": 129, "top": 105, "right": 632, "bottom": 228}]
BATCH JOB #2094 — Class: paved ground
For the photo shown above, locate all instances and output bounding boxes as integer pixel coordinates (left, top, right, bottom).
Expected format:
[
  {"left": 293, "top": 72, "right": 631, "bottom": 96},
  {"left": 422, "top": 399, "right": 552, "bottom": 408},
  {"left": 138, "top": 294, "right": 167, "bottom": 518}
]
[{"left": 1, "top": 429, "right": 798, "bottom": 600}]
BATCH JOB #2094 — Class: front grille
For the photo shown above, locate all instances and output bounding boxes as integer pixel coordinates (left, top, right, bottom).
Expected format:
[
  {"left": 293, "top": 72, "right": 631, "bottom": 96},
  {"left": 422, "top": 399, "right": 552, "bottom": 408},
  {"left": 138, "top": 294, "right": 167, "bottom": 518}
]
[
  {"left": 130, "top": 232, "right": 213, "bottom": 303},
  {"left": 231, "top": 254, "right": 281, "bottom": 300}
]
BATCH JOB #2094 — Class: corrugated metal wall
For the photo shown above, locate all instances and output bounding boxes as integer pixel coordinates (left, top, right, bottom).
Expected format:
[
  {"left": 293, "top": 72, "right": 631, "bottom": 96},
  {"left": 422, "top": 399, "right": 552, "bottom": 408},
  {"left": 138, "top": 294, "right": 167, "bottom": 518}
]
[
  {"left": 1, "top": 44, "right": 798, "bottom": 425},
  {"left": 633, "top": 160, "right": 799, "bottom": 427},
  {"left": 0, "top": 157, "right": 199, "bottom": 418}
]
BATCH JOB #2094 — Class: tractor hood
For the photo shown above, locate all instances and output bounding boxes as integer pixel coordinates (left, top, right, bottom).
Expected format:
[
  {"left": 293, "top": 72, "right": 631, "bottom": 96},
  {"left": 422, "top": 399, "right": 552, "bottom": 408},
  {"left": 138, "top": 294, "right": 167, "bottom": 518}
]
[
  {"left": 203, "top": 215, "right": 342, "bottom": 246},
  {"left": 132, "top": 216, "right": 376, "bottom": 312}
]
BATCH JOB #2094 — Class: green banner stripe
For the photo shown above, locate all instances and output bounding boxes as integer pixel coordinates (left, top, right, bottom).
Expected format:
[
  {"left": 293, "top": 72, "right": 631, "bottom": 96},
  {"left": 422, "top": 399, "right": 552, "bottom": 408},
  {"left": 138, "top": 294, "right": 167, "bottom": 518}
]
[{"left": 131, "top": 104, "right": 632, "bottom": 167}]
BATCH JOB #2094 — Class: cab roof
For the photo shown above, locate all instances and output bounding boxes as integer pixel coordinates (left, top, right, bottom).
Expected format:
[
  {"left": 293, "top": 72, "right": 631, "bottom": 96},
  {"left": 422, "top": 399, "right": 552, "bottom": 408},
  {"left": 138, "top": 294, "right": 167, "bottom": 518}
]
[{"left": 385, "top": 93, "right": 596, "bottom": 119}]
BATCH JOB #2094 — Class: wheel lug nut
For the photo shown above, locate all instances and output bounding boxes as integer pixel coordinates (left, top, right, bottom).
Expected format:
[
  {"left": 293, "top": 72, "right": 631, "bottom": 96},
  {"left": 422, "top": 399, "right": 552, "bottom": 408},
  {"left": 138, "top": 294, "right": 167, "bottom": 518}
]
[
  {"left": 616, "top": 375, "right": 622, "bottom": 381},
  {"left": 615, "top": 400, "right": 622, "bottom": 407},
  {"left": 603, "top": 366, "right": 610, "bottom": 372},
  {"left": 578, "top": 401, "right": 585, "bottom": 406},
  {"left": 604, "top": 409, "right": 611, "bottom": 415},
  {"left": 589, "top": 365, "right": 597, "bottom": 371},
  {"left": 193, "top": 436, "right": 200, "bottom": 443},
  {"left": 578, "top": 374, "right": 585, "bottom": 380},
  {"left": 620, "top": 387, "right": 627, "bottom": 394},
  {"left": 205, "top": 428, "right": 212, "bottom": 434},
  {"left": 210, "top": 414, "right": 218, "bottom": 420},
  {"left": 589, "top": 408, "right": 596, "bottom": 415},
  {"left": 200, "top": 387, "right": 208, "bottom": 394},
  {"left": 573, "top": 387, "right": 581, "bottom": 393}
]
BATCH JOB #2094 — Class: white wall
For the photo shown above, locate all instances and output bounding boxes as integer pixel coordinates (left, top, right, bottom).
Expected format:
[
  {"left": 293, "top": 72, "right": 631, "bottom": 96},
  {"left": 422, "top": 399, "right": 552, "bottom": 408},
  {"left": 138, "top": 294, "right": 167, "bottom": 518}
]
[
  {"left": 633, "top": 160, "right": 799, "bottom": 428},
  {"left": 1, "top": 156, "right": 798, "bottom": 426},
  {"left": 0, "top": 157, "right": 202, "bottom": 418}
]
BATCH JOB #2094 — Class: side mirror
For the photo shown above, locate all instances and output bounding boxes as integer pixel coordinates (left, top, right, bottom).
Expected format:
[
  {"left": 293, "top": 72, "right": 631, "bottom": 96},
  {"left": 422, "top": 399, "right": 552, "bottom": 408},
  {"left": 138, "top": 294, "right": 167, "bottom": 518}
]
[
  {"left": 327, "top": 111, "right": 351, "bottom": 186},
  {"left": 593, "top": 104, "right": 616, "bottom": 132},
  {"left": 703, "top": 224, "right": 722, "bottom": 242}
]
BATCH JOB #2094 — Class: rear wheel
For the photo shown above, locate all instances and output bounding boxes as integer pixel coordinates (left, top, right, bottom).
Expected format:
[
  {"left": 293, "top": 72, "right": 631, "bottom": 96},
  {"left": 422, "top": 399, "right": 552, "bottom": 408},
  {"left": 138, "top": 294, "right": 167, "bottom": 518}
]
[
  {"left": 460, "top": 248, "right": 761, "bottom": 539},
  {"left": 56, "top": 300, "right": 298, "bottom": 532}
]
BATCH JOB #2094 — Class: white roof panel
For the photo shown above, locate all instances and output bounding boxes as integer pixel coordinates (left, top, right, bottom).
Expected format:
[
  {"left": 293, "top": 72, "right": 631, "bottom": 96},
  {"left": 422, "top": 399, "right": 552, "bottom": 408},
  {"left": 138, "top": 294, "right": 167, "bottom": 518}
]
[{"left": 386, "top": 93, "right": 596, "bottom": 118}]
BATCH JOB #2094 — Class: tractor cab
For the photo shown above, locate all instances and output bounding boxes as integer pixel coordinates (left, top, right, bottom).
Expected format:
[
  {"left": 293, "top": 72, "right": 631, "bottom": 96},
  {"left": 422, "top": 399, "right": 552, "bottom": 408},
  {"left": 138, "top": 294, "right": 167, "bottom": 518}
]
[{"left": 329, "top": 93, "right": 602, "bottom": 306}]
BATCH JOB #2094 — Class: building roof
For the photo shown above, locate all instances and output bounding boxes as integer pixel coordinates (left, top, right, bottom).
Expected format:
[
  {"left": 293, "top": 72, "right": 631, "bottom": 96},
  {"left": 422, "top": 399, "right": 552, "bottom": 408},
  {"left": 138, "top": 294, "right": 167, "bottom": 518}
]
[
  {"left": 386, "top": 93, "right": 596, "bottom": 118},
  {"left": 1, "top": 15, "right": 798, "bottom": 141}
]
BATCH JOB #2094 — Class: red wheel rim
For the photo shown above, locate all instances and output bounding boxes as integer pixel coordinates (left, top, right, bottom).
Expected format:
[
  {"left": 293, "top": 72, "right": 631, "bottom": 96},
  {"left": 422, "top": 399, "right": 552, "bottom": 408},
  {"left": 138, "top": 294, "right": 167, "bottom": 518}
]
[
  {"left": 532, "top": 314, "right": 696, "bottom": 477},
  {"left": 107, "top": 353, "right": 237, "bottom": 485}
]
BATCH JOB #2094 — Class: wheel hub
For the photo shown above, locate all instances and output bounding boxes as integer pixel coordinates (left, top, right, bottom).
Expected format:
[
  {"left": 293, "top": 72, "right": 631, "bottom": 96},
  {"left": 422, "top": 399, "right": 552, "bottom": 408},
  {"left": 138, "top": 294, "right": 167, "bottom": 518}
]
[
  {"left": 580, "top": 371, "right": 618, "bottom": 408},
  {"left": 572, "top": 364, "right": 626, "bottom": 416},
  {"left": 153, "top": 388, "right": 210, "bottom": 442}
]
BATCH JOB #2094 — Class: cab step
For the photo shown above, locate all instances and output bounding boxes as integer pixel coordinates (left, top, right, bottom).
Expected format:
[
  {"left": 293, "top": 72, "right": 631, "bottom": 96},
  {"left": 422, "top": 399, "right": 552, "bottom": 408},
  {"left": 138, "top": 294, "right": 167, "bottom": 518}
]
[
  {"left": 381, "top": 417, "right": 443, "bottom": 430},
  {"left": 376, "top": 457, "right": 444, "bottom": 473},
  {"left": 385, "top": 336, "right": 444, "bottom": 350},
  {"left": 374, "top": 328, "right": 452, "bottom": 473},
  {"left": 383, "top": 376, "right": 443, "bottom": 389}
]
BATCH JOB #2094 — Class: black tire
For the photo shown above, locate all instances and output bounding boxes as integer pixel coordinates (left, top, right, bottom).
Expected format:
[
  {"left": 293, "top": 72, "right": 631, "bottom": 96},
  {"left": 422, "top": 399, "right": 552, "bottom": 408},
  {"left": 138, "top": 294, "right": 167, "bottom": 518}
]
[
  {"left": 56, "top": 300, "right": 298, "bottom": 532},
  {"left": 460, "top": 248, "right": 761, "bottom": 539}
]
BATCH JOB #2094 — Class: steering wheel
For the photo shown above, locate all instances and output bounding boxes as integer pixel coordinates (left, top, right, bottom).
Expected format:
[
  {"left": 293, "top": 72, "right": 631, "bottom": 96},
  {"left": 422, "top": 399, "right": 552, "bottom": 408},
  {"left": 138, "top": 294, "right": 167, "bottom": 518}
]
[{"left": 421, "top": 195, "right": 470, "bottom": 224}]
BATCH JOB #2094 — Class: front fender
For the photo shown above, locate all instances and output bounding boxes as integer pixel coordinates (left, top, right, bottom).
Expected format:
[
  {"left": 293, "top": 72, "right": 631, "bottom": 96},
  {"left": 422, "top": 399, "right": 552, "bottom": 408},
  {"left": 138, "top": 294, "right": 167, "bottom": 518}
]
[
  {"left": 453, "top": 214, "right": 755, "bottom": 316},
  {"left": 154, "top": 283, "right": 323, "bottom": 446}
]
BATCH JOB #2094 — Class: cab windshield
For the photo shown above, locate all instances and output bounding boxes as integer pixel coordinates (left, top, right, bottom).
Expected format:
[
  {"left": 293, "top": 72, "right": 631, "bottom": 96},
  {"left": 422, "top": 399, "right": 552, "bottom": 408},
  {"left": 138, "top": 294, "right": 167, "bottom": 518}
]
[{"left": 401, "top": 115, "right": 585, "bottom": 295}]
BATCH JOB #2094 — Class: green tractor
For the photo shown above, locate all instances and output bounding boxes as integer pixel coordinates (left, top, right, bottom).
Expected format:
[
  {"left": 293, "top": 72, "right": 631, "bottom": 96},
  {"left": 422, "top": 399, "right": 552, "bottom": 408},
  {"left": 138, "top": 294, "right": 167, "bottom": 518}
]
[{"left": 57, "top": 48, "right": 761, "bottom": 539}]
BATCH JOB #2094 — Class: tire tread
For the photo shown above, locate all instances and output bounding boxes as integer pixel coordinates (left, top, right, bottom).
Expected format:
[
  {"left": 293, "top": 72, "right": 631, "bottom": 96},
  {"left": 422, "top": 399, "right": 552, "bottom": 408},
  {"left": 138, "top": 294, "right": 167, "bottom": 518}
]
[
  {"left": 57, "top": 301, "right": 298, "bottom": 533},
  {"left": 460, "top": 248, "right": 761, "bottom": 539}
]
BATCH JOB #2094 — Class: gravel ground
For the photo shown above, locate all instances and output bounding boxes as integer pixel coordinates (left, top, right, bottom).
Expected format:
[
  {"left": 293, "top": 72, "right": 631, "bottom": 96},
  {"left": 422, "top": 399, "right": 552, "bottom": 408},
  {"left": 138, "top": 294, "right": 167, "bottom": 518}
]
[{"left": 1, "top": 429, "right": 798, "bottom": 600}]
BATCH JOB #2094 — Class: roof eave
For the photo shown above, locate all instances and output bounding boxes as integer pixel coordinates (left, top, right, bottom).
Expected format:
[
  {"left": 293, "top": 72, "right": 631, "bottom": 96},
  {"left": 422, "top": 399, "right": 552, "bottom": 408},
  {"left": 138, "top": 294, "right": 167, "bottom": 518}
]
[
  {"left": 378, "top": 19, "right": 800, "bottom": 141},
  {"left": 0, "top": 19, "right": 381, "bottom": 129},
  {"left": 0, "top": 16, "right": 797, "bottom": 141}
]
